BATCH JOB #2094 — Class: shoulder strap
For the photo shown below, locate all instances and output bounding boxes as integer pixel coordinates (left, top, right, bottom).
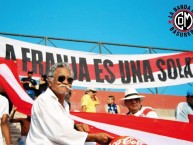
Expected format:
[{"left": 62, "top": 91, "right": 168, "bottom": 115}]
[{"left": 140, "top": 108, "right": 153, "bottom": 116}]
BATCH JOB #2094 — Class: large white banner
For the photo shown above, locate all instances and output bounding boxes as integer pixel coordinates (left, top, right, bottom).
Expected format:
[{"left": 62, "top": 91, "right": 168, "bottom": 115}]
[
  {"left": 0, "top": 56, "right": 192, "bottom": 145},
  {"left": 0, "top": 36, "right": 193, "bottom": 89}
]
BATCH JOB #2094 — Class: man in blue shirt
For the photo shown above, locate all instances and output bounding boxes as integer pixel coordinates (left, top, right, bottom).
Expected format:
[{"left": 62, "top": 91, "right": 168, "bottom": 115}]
[
  {"left": 175, "top": 87, "right": 193, "bottom": 122},
  {"left": 105, "top": 95, "right": 121, "bottom": 114},
  {"left": 21, "top": 71, "right": 37, "bottom": 100}
]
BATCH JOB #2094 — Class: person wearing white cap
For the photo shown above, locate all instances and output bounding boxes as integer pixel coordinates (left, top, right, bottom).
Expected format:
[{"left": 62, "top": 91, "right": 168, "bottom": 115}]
[
  {"left": 120, "top": 88, "right": 158, "bottom": 118},
  {"left": 81, "top": 87, "right": 100, "bottom": 112}
]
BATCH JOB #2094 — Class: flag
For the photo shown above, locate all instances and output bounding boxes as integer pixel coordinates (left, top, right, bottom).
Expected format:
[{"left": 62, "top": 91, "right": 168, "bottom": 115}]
[
  {"left": 0, "top": 59, "right": 33, "bottom": 115},
  {"left": 71, "top": 112, "right": 193, "bottom": 145},
  {"left": 0, "top": 59, "right": 193, "bottom": 145}
]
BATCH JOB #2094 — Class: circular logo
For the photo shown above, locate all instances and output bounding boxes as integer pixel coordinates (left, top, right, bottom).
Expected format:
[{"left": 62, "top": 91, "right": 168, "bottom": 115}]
[
  {"left": 172, "top": 10, "right": 193, "bottom": 32},
  {"left": 168, "top": 5, "right": 193, "bottom": 37},
  {"left": 109, "top": 136, "right": 147, "bottom": 145}
]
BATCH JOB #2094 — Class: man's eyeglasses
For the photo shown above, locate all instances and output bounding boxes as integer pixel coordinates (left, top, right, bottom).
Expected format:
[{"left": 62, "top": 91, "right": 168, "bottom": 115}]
[{"left": 57, "top": 75, "right": 74, "bottom": 84}]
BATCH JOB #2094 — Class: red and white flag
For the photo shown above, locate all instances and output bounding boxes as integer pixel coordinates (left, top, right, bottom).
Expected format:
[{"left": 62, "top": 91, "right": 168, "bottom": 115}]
[
  {"left": 1, "top": 36, "right": 193, "bottom": 89},
  {"left": 0, "top": 59, "right": 33, "bottom": 115},
  {"left": 0, "top": 59, "right": 193, "bottom": 145},
  {"left": 71, "top": 112, "right": 193, "bottom": 145}
]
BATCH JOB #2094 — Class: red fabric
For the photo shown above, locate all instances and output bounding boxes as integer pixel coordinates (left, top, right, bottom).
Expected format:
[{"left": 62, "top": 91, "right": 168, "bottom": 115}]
[
  {"left": 71, "top": 112, "right": 193, "bottom": 142},
  {"left": 0, "top": 59, "right": 193, "bottom": 144},
  {"left": 142, "top": 108, "right": 153, "bottom": 116},
  {"left": 0, "top": 59, "right": 32, "bottom": 115}
]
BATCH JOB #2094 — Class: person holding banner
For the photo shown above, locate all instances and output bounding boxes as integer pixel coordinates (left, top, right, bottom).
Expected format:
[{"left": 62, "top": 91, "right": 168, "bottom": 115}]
[
  {"left": 175, "top": 87, "right": 193, "bottom": 122},
  {"left": 26, "top": 62, "right": 113, "bottom": 145},
  {"left": 36, "top": 74, "right": 48, "bottom": 96},
  {"left": 120, "top": 88, "right": 158, "bottom": 118}
]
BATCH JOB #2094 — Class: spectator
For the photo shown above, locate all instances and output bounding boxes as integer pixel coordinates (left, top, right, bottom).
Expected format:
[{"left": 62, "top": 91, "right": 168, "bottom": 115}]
[
  {"left": 175, "top": 87, "right": 193, "bottom": 122},
  {"left": 26, "top": 62, "right": 113, "bottom": 145},
  {"left": 119, "top": 87, "right": 158, "bottom": 118},
  {"left": 81, "top": 87, "right": 100, "bottom": 112},
  {"left": 36, "top": 74, "right": 48, "bottom": 96},
  {"left": 0, "top": 86, "right": 12, "bottom": 145},
  {"left": 21, "top": 71, "right": 37, "bottom": 100},
  {"left": 9, "top": 106, "right": 30, "bottom": 145},
  {"left": 104, "top": 95, "right": 121, "bottom": 114}
]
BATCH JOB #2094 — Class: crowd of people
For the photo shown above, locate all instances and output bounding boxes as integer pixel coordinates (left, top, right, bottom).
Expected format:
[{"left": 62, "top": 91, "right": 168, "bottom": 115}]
[
  {"left": 0, "top": 62, "right": 193, "bottom": 145},
  {"left": 21, "top": 71, "right": 48, "bottom": 100}
]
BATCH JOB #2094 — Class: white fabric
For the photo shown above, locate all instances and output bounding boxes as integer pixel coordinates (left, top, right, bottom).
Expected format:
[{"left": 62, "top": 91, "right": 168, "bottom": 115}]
[
  {"left": 175, "top": 102, "right": 193, "bottom": 122},
  {"left": 0, "top": 95, "right": 9, "bottom": 144},
  {"left": 133, "top": 106, "right": 158, "bottom": 118},
  {"left": 70, "top": 114, "right": 193, "bottom": 145},
  {"left": 26, "top": 88, "right": 88, "bottom": 145},
  {"left": 1, "top": 36, "right": 193, "bottom": 89}
]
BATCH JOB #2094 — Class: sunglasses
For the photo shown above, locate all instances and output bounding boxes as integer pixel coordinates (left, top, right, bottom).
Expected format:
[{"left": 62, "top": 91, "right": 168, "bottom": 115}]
[{"left": 57, "top": 75, "right": 73, "bottom": 84}]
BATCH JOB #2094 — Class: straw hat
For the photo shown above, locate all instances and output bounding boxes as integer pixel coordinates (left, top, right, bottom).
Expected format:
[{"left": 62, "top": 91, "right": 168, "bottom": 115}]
[{"left": 119, "top": 88, "right": 145, "bottom": 106}]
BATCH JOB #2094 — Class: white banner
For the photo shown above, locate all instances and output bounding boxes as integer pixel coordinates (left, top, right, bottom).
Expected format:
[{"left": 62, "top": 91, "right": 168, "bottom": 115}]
[{"left": 0, "top": 36, "right": 193, "bottom": 89}]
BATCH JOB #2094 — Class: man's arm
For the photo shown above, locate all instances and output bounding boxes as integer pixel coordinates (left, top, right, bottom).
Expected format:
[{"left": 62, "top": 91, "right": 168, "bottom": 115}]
[
  {"left": 86, "top": 133, "right": 114, "bottom": 144},
  {"left": 9, "top": 107, "right": 22, "bottom": 123},
  {"left": 74, "top": 123, "right": 114, "bottom": 144},
  {"left": 74, "top": 123, "right": 90, "bottom": 132},
  {"left": 81, "top": 105, "right": 87, "bottom": 112},
  {"left": 1, "top": 114, "right": 11, "bottom": 145},
  {"left": 92, "top": 96, "right": 100, "bottom": 105},
  {"left": 116, "top": 105, "right": 121, "bottom": 114},
  {"left": 20, "top": 78, "right": 30, "bottom": 85}
]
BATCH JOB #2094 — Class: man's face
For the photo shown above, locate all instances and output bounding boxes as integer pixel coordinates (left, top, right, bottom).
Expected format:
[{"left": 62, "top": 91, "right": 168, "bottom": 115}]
[
  {"left": 48, "top": 67, "right": 73, "bottom": 96},
  {"left": 107, "top": 98, "right": 114, "bottom": 104},
  {"left": 88, "top": 91, "right": 96, "bottom": 98},
  {"left": 28, "top": 73, "right": 33, "bottom": 78},
  {"left": 124, "top": 98, "right": 141, "bottom": 114}
]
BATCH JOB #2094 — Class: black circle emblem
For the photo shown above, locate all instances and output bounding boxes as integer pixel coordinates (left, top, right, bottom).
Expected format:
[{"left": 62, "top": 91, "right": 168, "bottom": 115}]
[{"left": 172, "top": 10, "right": 193, "bottom": 32}]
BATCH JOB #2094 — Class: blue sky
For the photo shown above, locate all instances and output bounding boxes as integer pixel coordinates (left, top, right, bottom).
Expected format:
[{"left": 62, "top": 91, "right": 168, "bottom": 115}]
[{"left": 0, "top": 0, "right": 193, "bottom": 96}]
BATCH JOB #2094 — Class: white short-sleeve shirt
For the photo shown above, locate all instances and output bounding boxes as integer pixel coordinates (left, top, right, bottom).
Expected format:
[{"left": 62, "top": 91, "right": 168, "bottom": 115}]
[
  {"left": 26, "top": 88, "right": 88, "bottom": 145},
  {"left": 175, "top": 102, "right": 193, "bottom": 122}
]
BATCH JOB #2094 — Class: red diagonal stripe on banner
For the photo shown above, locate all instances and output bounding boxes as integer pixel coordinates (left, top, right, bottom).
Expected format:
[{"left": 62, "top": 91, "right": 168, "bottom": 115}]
[{"left": 71, "top": 112, "right": 193, "bottom": 142}]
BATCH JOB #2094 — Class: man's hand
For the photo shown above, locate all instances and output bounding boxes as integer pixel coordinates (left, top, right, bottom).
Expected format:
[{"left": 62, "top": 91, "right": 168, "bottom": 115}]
[
  {"left": 74, "top": 123, "right": 90, "bottom": 132},
  {"left": 87, "top": 133, "right": 114, "bottom": 145}
]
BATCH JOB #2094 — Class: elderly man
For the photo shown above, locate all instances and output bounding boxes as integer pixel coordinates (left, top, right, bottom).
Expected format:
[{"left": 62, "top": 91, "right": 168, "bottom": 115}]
[
  {"left": 175, "top": 87, "right": 193, "bottom": 122},
  {"left": 26, "top": 62, "right": 113, "bottom": 145},
  {"left": 120, "top": 87, "right": 158, "bottom": 118}
]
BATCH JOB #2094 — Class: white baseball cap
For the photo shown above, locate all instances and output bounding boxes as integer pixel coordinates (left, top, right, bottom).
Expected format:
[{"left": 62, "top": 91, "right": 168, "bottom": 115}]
[{"left": 86, "top": 87, "right": 97, "bottom": 93}]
